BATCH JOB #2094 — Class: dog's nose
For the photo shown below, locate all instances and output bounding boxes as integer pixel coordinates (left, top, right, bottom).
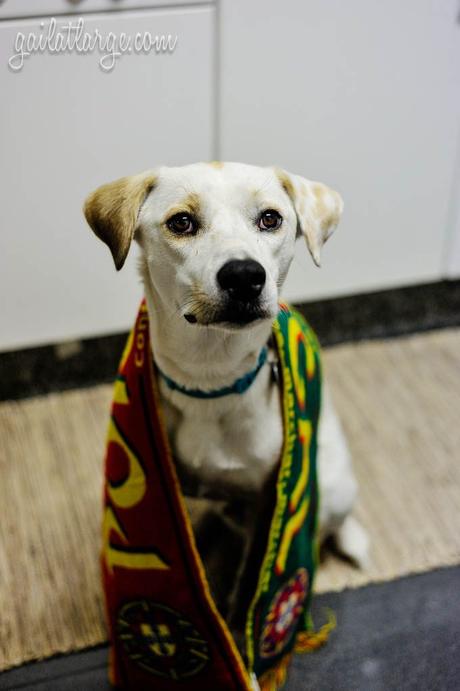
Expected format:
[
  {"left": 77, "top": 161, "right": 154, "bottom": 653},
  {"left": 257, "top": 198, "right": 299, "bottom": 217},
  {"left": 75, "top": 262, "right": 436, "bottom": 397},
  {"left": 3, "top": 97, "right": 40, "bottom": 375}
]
[{"left": 217, "top": 259, "right": 266, "bottom": 301}]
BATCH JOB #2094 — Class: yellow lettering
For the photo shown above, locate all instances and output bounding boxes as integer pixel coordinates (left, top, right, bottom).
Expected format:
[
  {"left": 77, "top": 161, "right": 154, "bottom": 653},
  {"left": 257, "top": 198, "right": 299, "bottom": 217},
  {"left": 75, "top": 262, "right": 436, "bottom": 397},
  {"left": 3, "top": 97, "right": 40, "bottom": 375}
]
[
  {"left": 275, "top": 498, "right": 309, "bottom": 576},
  {"left": 290, "top": 419, "right": 312, "bottom": 513},
  {"left": 103, "top": 506, "right": 169, "bottom": 574},
  {"left": 107, "top": 418, "right": 146, "bottom": 509},
  {"left": 113, "top": 377, "right": 129, "bottom": 405},
  {"left": 306, "top": 339, "right": 315, "bottom": 380},
  {"left": 119, "top": 329, "right": 134, "bottom": 374},
  {"left": 288, "top": 319, "right": 306, "bottom": 410}
]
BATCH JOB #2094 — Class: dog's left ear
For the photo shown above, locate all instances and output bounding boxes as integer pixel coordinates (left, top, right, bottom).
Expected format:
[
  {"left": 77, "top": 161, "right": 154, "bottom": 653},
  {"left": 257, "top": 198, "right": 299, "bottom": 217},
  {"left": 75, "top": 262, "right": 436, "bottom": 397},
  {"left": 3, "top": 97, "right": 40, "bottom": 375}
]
[
  {"left": 276, "top": 169, "right": 343, "bottom": 267},
  {"left": 84, "top": 171, "right": 157, "bottom": 270}
]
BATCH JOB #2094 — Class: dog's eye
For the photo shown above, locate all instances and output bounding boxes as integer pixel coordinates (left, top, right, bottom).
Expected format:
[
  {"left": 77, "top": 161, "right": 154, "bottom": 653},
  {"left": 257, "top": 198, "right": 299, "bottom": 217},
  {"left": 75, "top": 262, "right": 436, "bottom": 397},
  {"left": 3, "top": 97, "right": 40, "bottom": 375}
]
[
  {"left": 166, "top": 212, "right": 196, "bottom": 235},
  {"left": 258, "top": 209, "right": 283, "bottom": 231}
]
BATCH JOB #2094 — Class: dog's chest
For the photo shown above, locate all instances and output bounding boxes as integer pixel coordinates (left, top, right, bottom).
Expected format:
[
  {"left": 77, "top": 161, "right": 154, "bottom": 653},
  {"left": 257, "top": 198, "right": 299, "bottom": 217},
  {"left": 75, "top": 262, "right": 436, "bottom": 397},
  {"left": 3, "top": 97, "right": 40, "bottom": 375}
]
[{"left": 159, "top": 367, "right": 283, "bottom": 496}]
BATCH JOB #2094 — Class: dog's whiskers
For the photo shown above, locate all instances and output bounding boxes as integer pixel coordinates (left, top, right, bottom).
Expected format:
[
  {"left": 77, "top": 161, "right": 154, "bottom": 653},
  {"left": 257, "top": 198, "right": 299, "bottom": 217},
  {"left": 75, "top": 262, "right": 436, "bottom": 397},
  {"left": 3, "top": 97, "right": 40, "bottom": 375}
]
[{"left": 179, "top": 286, "right": 220, "bottom": 324}]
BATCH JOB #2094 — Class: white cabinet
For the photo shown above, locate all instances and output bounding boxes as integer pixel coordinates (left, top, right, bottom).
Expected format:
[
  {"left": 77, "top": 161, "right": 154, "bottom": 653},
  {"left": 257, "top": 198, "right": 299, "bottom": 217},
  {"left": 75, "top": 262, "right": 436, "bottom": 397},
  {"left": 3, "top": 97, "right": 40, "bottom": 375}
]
[
  {"left": 2, "top": 0, "right": 459, "bottom": 350},
  {"left": 0, "top": 6, "right": 215, "bottom": 350},
  {"left": 220, "top": 0, "right": 460, "bottom": 301},
  {"left": 445, "top": 146, "right": 460, "bottom": 278},
  {"left": 0, "top": 0, "right": 202, "bottom": 19}
]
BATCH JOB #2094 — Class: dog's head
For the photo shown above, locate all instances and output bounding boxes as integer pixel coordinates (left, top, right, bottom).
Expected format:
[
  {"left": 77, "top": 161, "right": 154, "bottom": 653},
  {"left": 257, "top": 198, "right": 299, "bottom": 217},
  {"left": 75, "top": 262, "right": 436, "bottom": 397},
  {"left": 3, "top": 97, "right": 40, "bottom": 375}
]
[{"left": 84, "top": 162, "right": 343, "bottom": 329}]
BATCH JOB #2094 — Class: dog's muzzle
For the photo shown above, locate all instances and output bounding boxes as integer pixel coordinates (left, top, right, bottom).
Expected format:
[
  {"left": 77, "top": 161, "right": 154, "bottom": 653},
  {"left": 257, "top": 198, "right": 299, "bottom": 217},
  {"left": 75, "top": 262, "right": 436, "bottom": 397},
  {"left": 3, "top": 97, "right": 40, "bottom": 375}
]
[{"left": 215, "top": 259, "right": 267, "bottom": 325}]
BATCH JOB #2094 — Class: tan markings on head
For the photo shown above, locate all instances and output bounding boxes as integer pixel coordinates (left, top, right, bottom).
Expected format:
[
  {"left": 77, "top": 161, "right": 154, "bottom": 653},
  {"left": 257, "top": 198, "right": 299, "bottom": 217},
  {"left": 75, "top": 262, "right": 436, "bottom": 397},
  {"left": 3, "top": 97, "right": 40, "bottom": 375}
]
[
  {"left": 208, "top": 160, "right": 224, "bottom": 169},
  {"left": 162, "top": 192, "right": 202, "bottom": 227},
  {"left": 184, "top": 282, "right": 216, "bottom": 324},
  {"left": 84, "top": 172, "right": 156, "bottom": 270},
  {"left": 275, "top": 168, "right": 295, "bottom": 202}
]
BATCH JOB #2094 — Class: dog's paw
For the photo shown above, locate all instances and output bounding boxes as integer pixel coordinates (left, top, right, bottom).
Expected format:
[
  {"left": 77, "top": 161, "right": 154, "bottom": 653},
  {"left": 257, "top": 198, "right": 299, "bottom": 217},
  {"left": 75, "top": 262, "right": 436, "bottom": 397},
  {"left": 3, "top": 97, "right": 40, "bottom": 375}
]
[
  {"left": 250, "top": 673, "right": 261, "bottom": 691},
  {"left": 335, "top": 515, "right": 370, "bottom": 569}
]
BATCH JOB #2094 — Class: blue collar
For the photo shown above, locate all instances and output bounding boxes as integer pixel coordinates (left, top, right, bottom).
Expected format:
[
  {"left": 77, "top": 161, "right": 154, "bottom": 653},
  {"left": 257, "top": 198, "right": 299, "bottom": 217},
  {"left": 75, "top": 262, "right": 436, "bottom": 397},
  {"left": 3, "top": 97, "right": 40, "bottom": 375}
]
[{"left": 156, "top": 346, "right": 269, "bottom": 399}]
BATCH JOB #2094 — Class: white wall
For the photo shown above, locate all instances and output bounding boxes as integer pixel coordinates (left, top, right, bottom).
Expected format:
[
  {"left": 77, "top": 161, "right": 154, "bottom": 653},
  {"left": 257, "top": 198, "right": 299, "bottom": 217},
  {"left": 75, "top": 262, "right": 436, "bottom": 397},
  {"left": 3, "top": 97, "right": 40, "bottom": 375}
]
[
  {"left": 444, "top": 136, "right": 460, "bottom": 278},
  {"left": 0, "top": 6, "right": 215, "bottom": 351},
  {"left": 219, "top": 0, "right": 460, "bottom": 302},
  {"left": 1, "top": 0, "right": 459, "bottom": 351}
]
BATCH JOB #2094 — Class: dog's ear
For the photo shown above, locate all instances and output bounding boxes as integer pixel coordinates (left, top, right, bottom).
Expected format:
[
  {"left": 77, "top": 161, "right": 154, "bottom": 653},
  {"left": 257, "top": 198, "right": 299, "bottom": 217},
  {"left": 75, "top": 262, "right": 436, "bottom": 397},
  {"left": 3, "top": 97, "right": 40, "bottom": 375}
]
[
  {"left": 276, "top": 169, "right": 343, "bottom": 267},
  {"left": 83, "top": 171, "right": 157, "bottom": 270}
]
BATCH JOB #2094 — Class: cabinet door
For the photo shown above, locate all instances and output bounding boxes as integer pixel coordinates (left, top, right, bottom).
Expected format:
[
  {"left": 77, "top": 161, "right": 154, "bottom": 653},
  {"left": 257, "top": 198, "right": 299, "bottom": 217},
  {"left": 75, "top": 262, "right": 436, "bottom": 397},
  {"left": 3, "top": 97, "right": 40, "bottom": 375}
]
[
  {"left": 220, "top": 0, "right": 460, "bottom": 302},
  {"left": 0, "top": 6, "right": 214, "bottom": 350},
  {"left": 0, "top": 0, "right": 203, "bottom": 19}
]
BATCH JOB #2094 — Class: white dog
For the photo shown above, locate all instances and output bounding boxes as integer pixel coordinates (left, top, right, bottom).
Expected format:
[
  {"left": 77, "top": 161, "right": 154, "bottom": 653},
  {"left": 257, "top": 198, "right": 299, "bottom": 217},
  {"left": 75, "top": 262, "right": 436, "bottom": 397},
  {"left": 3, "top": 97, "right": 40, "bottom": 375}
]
[{"left": 84, "top": 161, "right": 368, "bottom": 653}]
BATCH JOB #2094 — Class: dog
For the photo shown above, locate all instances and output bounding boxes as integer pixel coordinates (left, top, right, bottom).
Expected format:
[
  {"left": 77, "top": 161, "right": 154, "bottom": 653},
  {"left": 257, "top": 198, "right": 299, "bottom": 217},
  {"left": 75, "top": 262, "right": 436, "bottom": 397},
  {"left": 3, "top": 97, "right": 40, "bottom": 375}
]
[{"left": 84, "top": 162, "right": 369, "bottom": 687}]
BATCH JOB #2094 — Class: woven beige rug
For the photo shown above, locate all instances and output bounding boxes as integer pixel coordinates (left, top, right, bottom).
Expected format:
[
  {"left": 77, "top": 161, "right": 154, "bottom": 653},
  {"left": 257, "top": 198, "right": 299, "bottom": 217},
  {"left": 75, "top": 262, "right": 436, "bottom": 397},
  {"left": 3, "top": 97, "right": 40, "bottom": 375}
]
[{"left": 1, "top": 328, "right": 459, "bottom": 670}]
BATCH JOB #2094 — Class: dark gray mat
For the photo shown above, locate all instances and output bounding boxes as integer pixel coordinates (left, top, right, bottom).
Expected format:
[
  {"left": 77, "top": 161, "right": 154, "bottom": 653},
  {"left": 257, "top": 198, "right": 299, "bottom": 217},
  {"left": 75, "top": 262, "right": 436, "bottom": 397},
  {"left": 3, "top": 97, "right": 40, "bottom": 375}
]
[
  {"left": 286, "top": 566, "right": 460, "bottom": 691},
  {"left": 1, "top": 566, "right": 459, "bottom": 691}
]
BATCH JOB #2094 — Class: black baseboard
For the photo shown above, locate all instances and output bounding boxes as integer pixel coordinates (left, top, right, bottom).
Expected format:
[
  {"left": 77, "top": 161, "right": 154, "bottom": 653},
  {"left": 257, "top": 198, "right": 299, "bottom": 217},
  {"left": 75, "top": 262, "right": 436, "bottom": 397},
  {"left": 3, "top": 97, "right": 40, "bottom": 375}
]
[
  {"left": 1, "top": 279, "right": 459, "bottom": 402},
  {"left": 296, "top": 278, "right": 460, "bottom": 346}
]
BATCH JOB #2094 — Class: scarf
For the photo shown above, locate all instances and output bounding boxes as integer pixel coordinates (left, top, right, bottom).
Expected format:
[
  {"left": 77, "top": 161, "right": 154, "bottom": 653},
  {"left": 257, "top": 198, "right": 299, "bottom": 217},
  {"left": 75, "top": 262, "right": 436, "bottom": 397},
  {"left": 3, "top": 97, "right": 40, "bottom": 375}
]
[{"left": 102, "top": 300, "right": 329, "bottom": 691}]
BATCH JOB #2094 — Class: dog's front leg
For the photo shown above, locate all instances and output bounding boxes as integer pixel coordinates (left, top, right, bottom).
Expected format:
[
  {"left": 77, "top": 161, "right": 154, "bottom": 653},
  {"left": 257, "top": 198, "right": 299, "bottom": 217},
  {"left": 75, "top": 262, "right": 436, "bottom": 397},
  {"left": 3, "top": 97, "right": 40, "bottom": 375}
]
[
  {"left": 185, "top": 494, "right": 266, "bottom": 691},
  {"left": 317, "top": 383, "right": 369, "bottom": 566},
  {"left": 184, "top": 494, "right": 249, "bottom": 620},
  {"left": 224, "top": 471, "right": 277, "bottom": 653}
]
